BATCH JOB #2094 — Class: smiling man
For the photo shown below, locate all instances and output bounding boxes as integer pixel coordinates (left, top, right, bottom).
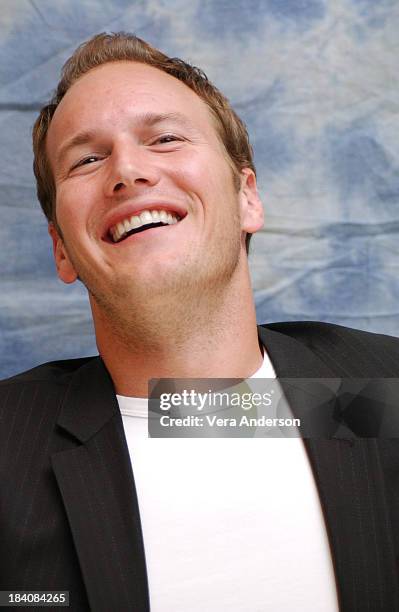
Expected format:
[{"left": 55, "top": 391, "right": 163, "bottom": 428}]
[
  {"left": 1, "top": 32, "right": 399, "bottom": 612},
  {"left": 45, "top": 57, "right": 263, "bottom": 398}
]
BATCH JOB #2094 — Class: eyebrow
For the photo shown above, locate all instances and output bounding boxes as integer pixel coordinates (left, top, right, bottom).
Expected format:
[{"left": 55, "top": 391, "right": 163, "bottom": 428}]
[{"left": 55, "top": 112, "right": 196, "bottom": 168}]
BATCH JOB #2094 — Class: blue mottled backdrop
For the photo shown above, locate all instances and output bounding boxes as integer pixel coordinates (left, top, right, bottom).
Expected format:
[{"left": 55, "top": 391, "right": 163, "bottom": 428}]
[{"left": 1, "top": 0, "right": 398, "bottom": 377}]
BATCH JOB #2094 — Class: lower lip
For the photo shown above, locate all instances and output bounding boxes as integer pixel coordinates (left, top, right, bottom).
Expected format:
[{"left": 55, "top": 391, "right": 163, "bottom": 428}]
[{"left": 108, "top": 221, "right": 181, "bottom": 246}]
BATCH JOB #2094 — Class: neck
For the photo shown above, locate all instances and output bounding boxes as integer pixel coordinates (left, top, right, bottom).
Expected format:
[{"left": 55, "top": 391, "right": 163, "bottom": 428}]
[{"left": 92, "top": 265, "right": 263, "bottom": 397}]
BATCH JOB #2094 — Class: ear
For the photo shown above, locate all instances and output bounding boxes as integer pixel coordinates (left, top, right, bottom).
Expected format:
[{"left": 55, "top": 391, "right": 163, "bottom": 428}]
[
  {"left": 238, "top": 168, "right": 264, "bottom": 234},
  {"left": 48, "top": 223, "right": 78, "bottom": 284}
]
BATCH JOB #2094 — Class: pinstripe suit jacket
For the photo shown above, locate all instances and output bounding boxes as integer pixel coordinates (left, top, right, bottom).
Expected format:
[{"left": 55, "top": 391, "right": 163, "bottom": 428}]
[{"left": 1, "top": 321, "right": 399, "bottom": 611}]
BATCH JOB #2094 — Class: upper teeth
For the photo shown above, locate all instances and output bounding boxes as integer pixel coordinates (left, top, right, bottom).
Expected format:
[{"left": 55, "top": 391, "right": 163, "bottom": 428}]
[{"left": 110, "top": 209, "right": 180, "bottom": 242}]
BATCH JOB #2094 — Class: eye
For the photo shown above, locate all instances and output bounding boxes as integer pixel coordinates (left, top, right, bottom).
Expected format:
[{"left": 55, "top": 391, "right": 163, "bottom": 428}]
[
  {"left": 72, "top": 155, "right": 102, "bottom": 170},
  {"left": 153, "top": 134, "right": 182, "bottom": 145}
]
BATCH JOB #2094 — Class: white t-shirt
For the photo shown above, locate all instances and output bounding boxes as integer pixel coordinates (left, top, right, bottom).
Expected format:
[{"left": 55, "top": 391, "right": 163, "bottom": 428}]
[{"left": 117, "top": 349, "right": 339, "bottom": 612}]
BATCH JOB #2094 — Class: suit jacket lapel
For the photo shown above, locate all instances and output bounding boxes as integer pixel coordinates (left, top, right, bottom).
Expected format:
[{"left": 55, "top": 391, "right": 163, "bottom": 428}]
[
  {"left": 51, "top": 358, "right": 149, "bottom": 612},
  {"left": 258, "top": 325, "right": 399, "bottom": 611},
  {"left": 258, "top": 325, "right": 345, "bottom": 437}
]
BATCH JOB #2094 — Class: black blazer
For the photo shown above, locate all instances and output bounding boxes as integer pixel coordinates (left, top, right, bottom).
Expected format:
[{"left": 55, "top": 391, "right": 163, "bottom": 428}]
[{"left": 1, "top": 321, "right": 399, "bottom": 611}]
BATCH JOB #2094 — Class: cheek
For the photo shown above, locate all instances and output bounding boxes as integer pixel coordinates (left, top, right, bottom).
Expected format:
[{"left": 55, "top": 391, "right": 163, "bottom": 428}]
[
  {"left": 55, "top": 181, "right": 94, "bottom": 232},
  {"left": 168, "top": 154, "right": 208, "bottom": 187},
  {"left": 170, "top": 154, "right": 232, "bottom": 203},
  {"left": 168, "top": 147, "right": 220, "bottom": 184}
]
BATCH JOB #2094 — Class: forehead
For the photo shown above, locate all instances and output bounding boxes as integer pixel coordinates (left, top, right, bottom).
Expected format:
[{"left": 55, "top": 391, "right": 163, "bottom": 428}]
[{"left": 47, "top": 61, "right": 219, "bottom": 155}]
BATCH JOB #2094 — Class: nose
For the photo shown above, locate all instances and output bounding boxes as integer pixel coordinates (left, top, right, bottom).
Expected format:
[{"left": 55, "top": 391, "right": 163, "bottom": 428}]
[{"left": 103, "top": 140, "right": 161, "bottom": 197}]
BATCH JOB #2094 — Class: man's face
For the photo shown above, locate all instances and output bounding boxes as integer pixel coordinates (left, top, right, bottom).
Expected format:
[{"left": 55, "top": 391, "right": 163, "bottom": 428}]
[{"left": 47, "top": 61, "right": 263, "bottom": 319}]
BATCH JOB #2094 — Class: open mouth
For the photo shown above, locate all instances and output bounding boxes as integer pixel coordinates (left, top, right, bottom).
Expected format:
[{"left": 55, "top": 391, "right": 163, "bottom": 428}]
[
  {"left": 117, "top": 221, "right": 171, "bottom": 241},
  {"left": 107, "top": 209, "right": 184, "bottom": 244}
]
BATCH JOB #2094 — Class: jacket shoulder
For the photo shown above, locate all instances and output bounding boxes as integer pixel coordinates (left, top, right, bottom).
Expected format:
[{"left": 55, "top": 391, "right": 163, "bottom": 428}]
[
  {"left": 0, "top": 356, "right": 98, "bottom": 389},
  {"left": 261, "top": 321, "right": 399, "bottom": 376},
  {"left": 262, "top": 320, "right": 399, "bottom": 348},
  {"left": 0, "top": 358, "right": 98, "bottom": 454}
]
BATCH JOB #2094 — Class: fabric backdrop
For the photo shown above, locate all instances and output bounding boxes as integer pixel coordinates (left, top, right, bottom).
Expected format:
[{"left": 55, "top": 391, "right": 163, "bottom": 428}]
[{"left": 1, "top": 0, "right": 398, "bottom": 378}]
